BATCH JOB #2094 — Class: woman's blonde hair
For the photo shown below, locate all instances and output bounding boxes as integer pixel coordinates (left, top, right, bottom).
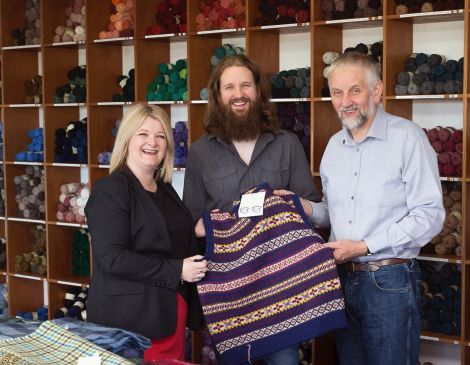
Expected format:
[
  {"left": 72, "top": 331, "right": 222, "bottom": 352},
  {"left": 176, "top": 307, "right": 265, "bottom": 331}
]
[{"left": 109, "top": 103, "right": 174, "bottom": 183}]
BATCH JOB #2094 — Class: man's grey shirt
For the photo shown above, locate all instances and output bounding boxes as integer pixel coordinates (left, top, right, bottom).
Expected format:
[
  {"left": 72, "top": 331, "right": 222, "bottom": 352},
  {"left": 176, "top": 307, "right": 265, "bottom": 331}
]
[{"left": 183, "top": 129, "right": 321, "bottom": 220}]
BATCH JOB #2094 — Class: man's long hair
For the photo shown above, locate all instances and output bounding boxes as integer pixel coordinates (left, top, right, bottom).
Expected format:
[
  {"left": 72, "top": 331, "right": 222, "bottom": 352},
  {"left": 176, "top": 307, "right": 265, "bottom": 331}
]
[{"left": 204, "top": 55, "right": 279, "bottom": 140}]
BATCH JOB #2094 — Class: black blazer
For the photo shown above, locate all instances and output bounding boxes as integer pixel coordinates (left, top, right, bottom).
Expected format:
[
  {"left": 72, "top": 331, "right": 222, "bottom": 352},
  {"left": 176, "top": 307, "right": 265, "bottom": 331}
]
[{"left": 84, "top": 166, "right": 203, "bottom": 339}]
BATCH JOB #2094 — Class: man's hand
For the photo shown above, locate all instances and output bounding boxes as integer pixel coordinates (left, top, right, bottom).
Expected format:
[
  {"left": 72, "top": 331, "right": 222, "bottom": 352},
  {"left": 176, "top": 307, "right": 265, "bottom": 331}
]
[
  {"left": 323, "top": 240, "right": 368, "bottom": 263},
  {"left": 273, "top": 189, "right": 313, "bottom": 217}
]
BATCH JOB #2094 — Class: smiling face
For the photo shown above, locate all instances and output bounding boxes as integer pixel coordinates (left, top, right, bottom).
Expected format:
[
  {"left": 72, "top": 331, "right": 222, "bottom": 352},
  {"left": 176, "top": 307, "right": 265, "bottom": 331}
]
[
  {"left": 329, "top": 64, "right": 382, "bottom": 131},
  {"left": 219, "top": 65, "right": 258, "bottom": 116},
  {"left": 126, "top": 116, "right": 168, "bottom": 175}
]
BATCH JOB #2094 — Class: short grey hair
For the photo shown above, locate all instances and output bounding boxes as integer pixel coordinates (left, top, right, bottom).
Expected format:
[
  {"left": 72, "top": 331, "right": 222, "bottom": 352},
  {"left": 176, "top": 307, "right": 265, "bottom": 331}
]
[{"left": 327, "top": 51, "right": 382, "bottom": 91}]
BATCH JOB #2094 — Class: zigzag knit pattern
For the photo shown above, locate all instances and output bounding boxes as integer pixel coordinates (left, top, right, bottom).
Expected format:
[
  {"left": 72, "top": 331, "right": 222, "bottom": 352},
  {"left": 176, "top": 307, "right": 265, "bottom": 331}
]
[{"left": 198, "top": 183, "right": 346, "bottom": 365}]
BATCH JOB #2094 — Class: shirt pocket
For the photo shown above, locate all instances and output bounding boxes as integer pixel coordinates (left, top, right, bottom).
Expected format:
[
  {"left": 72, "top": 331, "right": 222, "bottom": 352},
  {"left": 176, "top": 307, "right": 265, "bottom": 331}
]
[
  {"left": 260, "top": 166, "right": 290, "bottom": 190},
  {"left": 203, "top": 166, "right": 238, "bottom": 199}
]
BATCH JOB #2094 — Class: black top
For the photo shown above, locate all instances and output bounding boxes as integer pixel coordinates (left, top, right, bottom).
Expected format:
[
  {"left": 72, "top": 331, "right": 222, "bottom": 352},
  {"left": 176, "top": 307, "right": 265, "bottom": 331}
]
[{"left": 148, "top": 187, "right": 192, "bottom": 301}]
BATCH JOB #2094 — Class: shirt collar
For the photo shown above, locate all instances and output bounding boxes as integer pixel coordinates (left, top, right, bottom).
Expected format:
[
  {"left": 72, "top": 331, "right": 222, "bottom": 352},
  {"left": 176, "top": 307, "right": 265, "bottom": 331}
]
[
  {"left": 341, "top": 104, "right": 387, "bottom": 146},
  {"left": 207, "top": 130, "right": 279, "bottom": 144}
]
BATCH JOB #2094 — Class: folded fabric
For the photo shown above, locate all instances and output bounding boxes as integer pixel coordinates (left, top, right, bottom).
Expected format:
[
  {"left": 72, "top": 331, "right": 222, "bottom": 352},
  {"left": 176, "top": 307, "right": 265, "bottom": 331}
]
[
  {"left": 54, "top": 317, "right": 150, "bottom": 358},
  {"left": 0, "top": 317, "right": 150, "bottom": 359},
  {"left": 0, "top": 320, "right": 134, "bottom": 364},
  {"left": 0, "top": 317, "right": 40, "bottom": 340},
  {"left": 198, "top": 183, "right": 346, "bottom": 365}
]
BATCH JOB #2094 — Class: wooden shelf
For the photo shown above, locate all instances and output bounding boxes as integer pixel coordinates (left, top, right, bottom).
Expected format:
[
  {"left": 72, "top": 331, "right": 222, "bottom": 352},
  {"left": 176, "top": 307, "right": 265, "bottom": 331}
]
[
  {"left": 0, "top": 1, "right": 468, "bottom": 364},
  {"left": 386, "top": 9, "right": 464, "bottom": 24},
  {"left": 421, "top": 331, "right": 462, "bottom": 345},
  {"left": 418, "top": 254, "right": 462, "bottom": 264}
]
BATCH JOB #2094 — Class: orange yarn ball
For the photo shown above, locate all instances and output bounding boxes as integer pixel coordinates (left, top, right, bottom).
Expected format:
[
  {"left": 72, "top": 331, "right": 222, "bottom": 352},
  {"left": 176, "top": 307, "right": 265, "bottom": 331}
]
[
  {"left": 195, "top": 13, "right": 206, "bottom": 25},
  {"left": 227, "top": 18, "right": 238, "bottom": 28},
  {"left": 115, "top": 20, "right": 123, "bottom": 31},
  {"left": 116, "top": 3, "right": 127, "bottom": 12},
  {"left": 121, "top": 19, "right": 131, "bottom": 30},
  {"left": 234, "top": 4, "right": 245, "bottom": 16}
]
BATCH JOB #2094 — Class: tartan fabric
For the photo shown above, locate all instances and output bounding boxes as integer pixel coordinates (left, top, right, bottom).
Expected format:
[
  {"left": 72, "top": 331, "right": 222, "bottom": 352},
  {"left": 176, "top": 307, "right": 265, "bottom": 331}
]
[
  {"left": 198, "top": 183, "right": 346, "bottom": 365},
  {"left": 0, "top": 320, "right": 134, "bottom": 365}
]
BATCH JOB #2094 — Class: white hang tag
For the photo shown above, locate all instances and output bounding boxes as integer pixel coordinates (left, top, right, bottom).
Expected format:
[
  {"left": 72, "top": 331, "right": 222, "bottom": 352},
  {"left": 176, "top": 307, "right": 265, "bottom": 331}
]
[{"left": 238, "top": 191, "right": 266, "bottom": 218}]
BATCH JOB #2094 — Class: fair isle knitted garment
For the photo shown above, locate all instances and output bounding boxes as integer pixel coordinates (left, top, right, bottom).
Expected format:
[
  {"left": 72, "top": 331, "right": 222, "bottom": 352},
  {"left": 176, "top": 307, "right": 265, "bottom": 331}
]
[{"left": 198, "top": 183, "right": 346, "bottom": 365}]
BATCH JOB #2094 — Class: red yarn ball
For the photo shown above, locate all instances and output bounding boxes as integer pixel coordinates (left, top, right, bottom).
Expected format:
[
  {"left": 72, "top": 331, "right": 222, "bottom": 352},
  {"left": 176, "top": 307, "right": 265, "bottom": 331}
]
[
  {"left": 296, "top": 9, "right": 309, "bottom": 22},
  {"left": 209, "top": 10, "right": 220, "bottom": 21},
  {"left": 226, "top": 6, "right": 235, "bottom": 17},
  {"left": 287, "top": 6, "right": 296, "bottom": 17},
  {"left": 277, "top": 5, "right": 288, "bottom": 16},
  {"left": 167, "top": 23, "right": 178, "bottom": 33},
  {"left": 203, "top": 5, "right": 212, "bottom": 17},
  {"left": 151, "top": 25, "right": 163, "bottom": 34},
  {"left": 157, "top": 1, "right": 168, "bottom": 13}
]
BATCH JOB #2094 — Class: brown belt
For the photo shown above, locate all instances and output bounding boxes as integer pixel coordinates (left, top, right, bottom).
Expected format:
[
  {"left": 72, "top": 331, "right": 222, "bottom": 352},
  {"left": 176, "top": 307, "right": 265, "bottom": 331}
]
[{"left": 341, "top": 258, "right": 411, "bottom": 272}]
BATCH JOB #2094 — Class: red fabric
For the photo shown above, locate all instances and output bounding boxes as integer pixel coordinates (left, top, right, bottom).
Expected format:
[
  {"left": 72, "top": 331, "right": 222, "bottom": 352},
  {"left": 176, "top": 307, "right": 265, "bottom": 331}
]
[{"left": 144, "top": 293, "right": 188, "bottom": 362}]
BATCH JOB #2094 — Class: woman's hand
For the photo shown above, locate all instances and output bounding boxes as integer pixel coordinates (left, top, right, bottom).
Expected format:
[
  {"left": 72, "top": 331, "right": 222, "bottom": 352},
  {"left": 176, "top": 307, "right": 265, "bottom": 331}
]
[{"left": 181, "top": 255, "right": 208, "bottom": 282}]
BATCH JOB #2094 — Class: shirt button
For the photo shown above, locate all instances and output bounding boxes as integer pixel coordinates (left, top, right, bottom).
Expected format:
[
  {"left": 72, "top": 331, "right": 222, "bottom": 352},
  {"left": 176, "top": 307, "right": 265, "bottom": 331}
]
[
  {"left": 348, "top": 220, "right": 352, "bottom": 224},
  {"left": 350, "top": 196, "right": 354, "bottom": 200},
  {"left": 353, "top": 172, "right": 358, "bottom": 176},
  {"left": 356, "top": 148, "right": 360, "bottom": 152}
]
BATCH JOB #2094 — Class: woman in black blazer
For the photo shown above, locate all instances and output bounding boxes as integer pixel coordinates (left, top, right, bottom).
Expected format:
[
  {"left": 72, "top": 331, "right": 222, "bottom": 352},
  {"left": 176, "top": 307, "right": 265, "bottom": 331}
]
[{"left": 85, "top": 103, "right": 207, "bottom": 362}]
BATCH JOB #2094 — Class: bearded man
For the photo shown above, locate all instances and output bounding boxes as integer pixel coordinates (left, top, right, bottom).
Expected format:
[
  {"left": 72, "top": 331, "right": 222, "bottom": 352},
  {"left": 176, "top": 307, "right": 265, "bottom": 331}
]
[{"left": 183, "top": 54, "right": 321, "bottom": 365}]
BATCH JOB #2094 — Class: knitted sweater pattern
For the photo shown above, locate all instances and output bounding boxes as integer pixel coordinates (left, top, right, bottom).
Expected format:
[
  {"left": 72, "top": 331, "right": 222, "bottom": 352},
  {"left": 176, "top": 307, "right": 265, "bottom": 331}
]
[{"left": 198, "top": 184, "right": 346, "bottom": 365}]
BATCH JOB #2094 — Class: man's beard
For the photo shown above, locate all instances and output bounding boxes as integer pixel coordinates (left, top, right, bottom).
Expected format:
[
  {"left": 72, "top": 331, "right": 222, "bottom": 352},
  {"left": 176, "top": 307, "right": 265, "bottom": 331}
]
[
  {"left": 338, "top": 97, "right": 375, "bottom": 130},
  {"left": 219, "top": 97, "right": 263, "bottom": 141}
]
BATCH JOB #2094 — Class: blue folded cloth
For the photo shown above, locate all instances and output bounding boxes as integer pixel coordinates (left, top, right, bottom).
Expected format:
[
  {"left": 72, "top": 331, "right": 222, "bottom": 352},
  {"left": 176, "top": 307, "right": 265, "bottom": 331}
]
[{"left": 0, "top": 317, "right": 150, "bottom": 359}]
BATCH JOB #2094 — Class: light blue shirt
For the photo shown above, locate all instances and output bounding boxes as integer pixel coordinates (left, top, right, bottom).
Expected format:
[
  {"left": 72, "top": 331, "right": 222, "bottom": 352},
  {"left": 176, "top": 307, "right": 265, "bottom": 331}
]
[{"left": 311, "top": 106, "right": 445, "bottom": 262}]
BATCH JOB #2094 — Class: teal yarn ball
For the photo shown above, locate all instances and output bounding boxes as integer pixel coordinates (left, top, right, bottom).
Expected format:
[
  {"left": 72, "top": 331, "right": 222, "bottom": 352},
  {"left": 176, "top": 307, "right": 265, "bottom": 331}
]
[
  {"left": 200, "top": 88, "right": 209, "bottom": 100},
  {"left": 214, "top": 47, "right": 226, "bottom": 59},
  {"left": 159, "top": 62, "right": 173, "bottom": 75},
  {"left": 169, "top": 71, "right": 180, "bottom": 83},
  {"left": 175, "top": 59, "right": 187, "bottom": 71},
  {"left": 211, "top": 55, "right": 220, "bottom": 66}
]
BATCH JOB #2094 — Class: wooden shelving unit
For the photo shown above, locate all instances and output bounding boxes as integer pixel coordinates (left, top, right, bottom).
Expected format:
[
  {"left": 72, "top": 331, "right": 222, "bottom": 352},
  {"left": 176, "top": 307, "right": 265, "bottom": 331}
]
[{"left": 0, "top": 0, "right": 468, "bottom": 363}]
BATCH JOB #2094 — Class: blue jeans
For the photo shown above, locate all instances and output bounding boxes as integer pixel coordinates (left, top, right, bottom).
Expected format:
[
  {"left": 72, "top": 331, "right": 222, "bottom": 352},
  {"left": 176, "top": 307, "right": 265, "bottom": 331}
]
[
  {"left": 262, "top": 344, "right": 298, "bottom": 365},
  {"left": 220, "top": 344, "right": 299, "bottom": 365},
  {"left": 335, "top": 259, "right": 421, "bottom": 365}
]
